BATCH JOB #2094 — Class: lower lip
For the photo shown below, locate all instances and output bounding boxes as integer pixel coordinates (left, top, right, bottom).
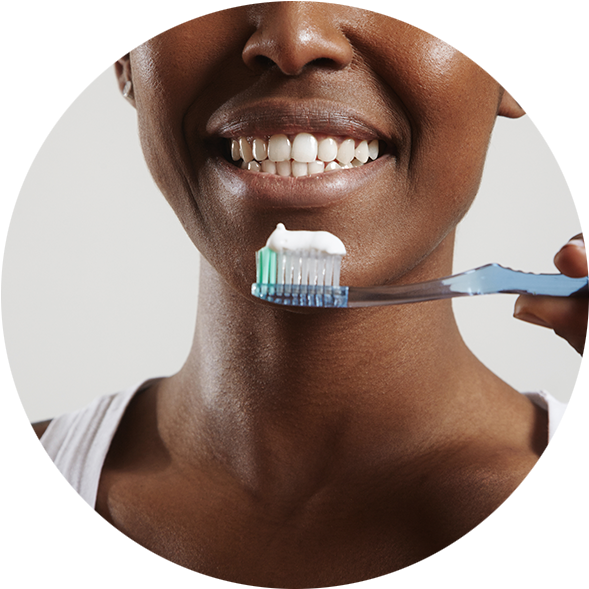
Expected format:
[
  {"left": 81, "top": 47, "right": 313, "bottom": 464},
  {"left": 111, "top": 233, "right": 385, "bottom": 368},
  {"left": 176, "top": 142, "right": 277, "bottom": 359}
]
[{"left": 213, "top": 155, "right": 392, "bottom": 209}]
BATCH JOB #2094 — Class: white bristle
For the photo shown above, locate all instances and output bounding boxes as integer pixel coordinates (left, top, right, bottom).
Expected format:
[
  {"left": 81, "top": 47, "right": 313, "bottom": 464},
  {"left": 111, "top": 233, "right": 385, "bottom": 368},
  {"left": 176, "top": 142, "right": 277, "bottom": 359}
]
[
  {"left": 273, "top": 249, "right": 343, "bottom": 289},
  {"left": 293, "top": 255, "right": 299, "bottom": 285},
  {"left": 315, "top": 255, "right": 324, "bottom": 287},
  {"left": 307, "top": 251, "right": 316, "bottom": 286},
  {"left": 334, "top": 256, "right": 342, "bottom": 287},
  {"left": 325, "top": 256, "right": 334, "bottom": 287},
  {"left": 286, "top": 253, "right": 292, "bottom": 285},
  {"left": 301, "top": 252, "right": 309, "bottom": 286}
]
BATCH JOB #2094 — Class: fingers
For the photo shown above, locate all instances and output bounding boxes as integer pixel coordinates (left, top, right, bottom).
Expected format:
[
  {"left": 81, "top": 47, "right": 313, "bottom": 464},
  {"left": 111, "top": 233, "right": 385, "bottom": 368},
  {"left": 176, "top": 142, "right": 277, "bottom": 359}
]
[
  {"left": 513, "top": 234, "right": 588, "bottom": 355},
  {"left": 514, "top": 294, "right": 588, "bottom": 355},
  {"left": 553, "top": 233, "right": 587, "bottom": 278}
]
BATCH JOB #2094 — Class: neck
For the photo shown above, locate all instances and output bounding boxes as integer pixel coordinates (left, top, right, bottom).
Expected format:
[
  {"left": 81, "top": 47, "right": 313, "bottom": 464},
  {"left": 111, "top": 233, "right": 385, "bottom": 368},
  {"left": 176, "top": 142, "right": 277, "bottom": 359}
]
[{"left": 158, "top": 235, "right": 488, "bottom": 498}]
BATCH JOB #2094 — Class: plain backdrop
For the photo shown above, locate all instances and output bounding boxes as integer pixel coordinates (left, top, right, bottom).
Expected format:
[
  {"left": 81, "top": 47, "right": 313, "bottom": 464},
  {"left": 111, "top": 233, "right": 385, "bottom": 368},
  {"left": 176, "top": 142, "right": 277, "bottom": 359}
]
[{"left": 2, "top": 63, "right": 582, "bottom": 422}]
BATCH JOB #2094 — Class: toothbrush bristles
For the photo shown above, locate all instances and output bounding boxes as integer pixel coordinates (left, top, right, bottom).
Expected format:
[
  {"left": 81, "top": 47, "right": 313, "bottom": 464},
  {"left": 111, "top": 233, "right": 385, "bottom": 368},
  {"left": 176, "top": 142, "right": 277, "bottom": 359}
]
[
  {"left": 273, "top": 250, "right": 343, "bottom": 288},
  {"left": 252, "top": 247, "right": 348, "bottom": 307}
]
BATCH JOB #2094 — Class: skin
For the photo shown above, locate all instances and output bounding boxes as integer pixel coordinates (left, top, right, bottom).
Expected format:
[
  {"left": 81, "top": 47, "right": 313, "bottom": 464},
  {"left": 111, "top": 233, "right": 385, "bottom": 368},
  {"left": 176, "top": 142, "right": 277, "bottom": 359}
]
[
  {"left": 514, "top": 235, "right": 587, "bottom": 354},
  {"left": 34, "top": 2, "right": 587, "bottom": 587}
]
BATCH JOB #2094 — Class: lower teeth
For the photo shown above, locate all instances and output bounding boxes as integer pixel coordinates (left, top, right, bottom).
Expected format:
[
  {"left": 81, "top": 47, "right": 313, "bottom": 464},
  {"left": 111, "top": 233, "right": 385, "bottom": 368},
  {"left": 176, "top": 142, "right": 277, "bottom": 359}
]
[{"left": 240, "top": 158, "right": 369, "bottom": 176}]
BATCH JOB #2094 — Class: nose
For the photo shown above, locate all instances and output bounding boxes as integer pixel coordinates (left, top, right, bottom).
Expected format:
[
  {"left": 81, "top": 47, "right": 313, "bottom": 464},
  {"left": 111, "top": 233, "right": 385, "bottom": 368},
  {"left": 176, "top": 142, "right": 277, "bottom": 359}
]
[{"left": 242, "top": 2, "right": 354, "bottom": 76}]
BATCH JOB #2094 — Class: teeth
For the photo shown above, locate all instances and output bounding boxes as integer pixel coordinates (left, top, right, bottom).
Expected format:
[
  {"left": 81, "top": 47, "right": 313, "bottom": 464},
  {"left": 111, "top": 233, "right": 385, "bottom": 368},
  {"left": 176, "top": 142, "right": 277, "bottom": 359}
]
[
  {"left": 239, "top": 137, "right": 254, "bottom": 163},
  {"left": 231, "top": 139, "right": 241, "bottom": 161},
  {"left": 307, "top": 161, "right": 325, "bottom": 175},
  {"left": 276, "top": 161, "right": 291, "bottom": 177},
  {"left": 268, "top": 134, "right": 291, "bottom": 162},
  {"left": 325, "top": 161, "right": 342, "bottom": 171},
  {"left": 336, "top": 139, "right": 355, "bottom": 165},
  {"left": 230, "top": 132, "right": 381, "bottom": 176},
  {"left": 318, "top": 137, "right": 338, "bottom": 162},
  {"left": 252, "top": 138, "right": 268, "bottom": 161},
  {"left": 292, "top": 133, "right": 318, "bottom": 163},
  {"left": 355, "top": 140, "right": 369, "bottom": 163},
  {"left": 261, "top": 160, "right": 276, "bottom": 174}
]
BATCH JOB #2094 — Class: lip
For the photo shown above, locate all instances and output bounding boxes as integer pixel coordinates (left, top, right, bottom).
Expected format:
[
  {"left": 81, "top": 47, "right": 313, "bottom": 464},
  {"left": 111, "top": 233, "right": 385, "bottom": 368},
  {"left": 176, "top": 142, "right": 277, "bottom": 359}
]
[
  {"left": 207, "top": 98, "right": 399, "bottom": 143},
  {"left": 204, "top": 98, "right": 400, "bottom": 209},
  {"left": 215, "top": 152, "right": 393, "bottom": 208}
]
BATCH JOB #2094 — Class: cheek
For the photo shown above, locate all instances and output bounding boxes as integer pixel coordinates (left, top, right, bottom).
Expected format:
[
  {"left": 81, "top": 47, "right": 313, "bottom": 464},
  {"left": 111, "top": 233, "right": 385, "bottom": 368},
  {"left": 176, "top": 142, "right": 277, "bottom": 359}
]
[
  {"left": 130, "top": 16, "right": 248, "bottom": 206},
  {"left": 401, "top": 58, "right": 499, "bottom": 252},
  {"left": 129, "top": 14, "right": 260, "bottom": 255},
  {"left": 369, "top": 29, "right": 499, "bottom": 195},
  {"left": 131, "top": 42, "right": 192, "bottom": 211},
  {"left": 412, "top": 83, "right": 498, "bottom": 199}
]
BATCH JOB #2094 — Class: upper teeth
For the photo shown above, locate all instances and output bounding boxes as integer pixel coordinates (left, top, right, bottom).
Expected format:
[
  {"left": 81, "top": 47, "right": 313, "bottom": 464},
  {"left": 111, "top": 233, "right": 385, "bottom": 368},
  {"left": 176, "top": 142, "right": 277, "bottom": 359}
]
[{"left": 230, "top": 133, "right": 380, "bottom": 177}]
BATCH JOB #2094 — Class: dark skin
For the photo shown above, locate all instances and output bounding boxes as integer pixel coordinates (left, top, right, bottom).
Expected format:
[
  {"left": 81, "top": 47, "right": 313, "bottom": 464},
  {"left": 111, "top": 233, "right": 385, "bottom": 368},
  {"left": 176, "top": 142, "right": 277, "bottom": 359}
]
[{"left": 33, "top": 3, "right": 586, "bottom": 587}]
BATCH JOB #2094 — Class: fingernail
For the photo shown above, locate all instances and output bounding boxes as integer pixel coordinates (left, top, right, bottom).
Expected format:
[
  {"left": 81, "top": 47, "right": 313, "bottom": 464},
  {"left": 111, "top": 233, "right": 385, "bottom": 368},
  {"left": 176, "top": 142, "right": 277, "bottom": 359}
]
[
  {"left": 562, "top": 238, "right": 585, "bottom": 250},
  {"left": 513, "top": 311, "right": 551, "bottom": 328}
]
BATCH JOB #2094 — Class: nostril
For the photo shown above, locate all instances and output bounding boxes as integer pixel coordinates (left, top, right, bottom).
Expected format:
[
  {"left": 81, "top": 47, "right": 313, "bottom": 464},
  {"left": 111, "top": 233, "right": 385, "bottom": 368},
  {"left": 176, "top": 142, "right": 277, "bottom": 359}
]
[
  {"left": 250, "top": 55, "right": 346, "bottom": 76},
  {"left": 309, "top": 57, "right": 341, "bottom": 70},
  {"left": 254, "top": 55, "right": 276, "bottom": 70}
]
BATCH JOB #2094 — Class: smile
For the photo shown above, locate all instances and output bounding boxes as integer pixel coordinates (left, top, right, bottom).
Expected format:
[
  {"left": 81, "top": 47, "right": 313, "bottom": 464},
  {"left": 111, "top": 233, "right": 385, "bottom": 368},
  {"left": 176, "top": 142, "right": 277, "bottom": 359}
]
[
  {"left": 204, "top": 98, "right": 400, "bottom": 207},
  {"left": 229, "top": 133, "right": 381, "bottom": 177}
]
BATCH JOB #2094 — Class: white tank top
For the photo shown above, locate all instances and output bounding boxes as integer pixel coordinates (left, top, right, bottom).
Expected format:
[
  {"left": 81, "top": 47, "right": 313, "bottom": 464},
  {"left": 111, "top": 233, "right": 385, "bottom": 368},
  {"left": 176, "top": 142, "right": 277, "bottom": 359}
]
[{"left": 40, "top": 381, "right": 567, "bottom": 508}]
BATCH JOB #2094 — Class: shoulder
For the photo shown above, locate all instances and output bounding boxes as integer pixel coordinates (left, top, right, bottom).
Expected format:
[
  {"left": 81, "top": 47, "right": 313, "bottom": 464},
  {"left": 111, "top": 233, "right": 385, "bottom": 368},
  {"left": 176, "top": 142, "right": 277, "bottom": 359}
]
[
  {"left": 422, "top": 439, "right": 541, "bottom": 539},
  {"left": 32, "top": 419, "right": 53, "bottom": 439}
]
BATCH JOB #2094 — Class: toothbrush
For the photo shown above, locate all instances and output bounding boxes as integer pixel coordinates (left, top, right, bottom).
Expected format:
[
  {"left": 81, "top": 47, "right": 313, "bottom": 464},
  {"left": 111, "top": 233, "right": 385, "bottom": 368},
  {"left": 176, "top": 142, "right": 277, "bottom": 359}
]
[{"left": 251, "top": 224, "right": 588, "bottom": 308}]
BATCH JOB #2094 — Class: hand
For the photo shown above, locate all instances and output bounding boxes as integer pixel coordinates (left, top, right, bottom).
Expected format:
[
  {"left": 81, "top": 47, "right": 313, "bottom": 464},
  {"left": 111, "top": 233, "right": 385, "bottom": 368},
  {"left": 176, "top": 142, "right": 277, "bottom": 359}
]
[{"left": 514, "top": 234, "right": 588, "bottom": 355}]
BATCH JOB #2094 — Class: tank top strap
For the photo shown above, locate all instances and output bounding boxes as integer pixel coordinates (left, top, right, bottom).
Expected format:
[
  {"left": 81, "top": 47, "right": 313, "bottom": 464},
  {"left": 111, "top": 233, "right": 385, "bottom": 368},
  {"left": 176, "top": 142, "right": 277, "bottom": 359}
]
[{"left": 40, "top": 378, "right": 158, "bottom": 507}]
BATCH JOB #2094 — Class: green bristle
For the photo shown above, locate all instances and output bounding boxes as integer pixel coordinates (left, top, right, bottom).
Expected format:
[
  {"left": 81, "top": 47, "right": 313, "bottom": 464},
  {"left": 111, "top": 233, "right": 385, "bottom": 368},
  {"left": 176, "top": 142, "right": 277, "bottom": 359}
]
[{"left": 257, "top": 247, "right": 277, "bottom": 284}]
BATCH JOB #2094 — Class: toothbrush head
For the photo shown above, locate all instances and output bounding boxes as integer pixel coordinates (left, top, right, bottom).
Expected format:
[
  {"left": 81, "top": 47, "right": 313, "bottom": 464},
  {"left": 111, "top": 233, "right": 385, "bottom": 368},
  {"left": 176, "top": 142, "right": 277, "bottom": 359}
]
[
  {"left": 251, "top": 282, "right": 350, "bottom": 308},
  {"left": 251, "top": 224, "right": 349, "bottom": 308}
]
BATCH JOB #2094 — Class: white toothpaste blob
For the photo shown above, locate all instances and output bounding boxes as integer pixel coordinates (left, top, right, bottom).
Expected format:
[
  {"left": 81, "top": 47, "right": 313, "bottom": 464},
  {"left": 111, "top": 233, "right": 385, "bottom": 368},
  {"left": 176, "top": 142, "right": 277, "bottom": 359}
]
[{"left": 265, "top": 223, "right": 346, "bottom": 256}]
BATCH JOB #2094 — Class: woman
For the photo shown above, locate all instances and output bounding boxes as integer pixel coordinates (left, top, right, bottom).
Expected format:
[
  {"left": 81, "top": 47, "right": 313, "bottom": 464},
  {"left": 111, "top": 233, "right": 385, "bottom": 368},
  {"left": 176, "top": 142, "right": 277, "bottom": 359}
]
[{"left": 32, "top": 2, "right": 586, "bottom": 587}]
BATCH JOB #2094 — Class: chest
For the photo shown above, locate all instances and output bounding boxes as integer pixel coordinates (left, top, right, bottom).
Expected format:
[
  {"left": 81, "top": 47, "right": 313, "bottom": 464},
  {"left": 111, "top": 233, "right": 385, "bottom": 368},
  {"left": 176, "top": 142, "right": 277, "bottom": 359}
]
[{"left": 95, "top": 462, "right": 505, "bottom": 586}]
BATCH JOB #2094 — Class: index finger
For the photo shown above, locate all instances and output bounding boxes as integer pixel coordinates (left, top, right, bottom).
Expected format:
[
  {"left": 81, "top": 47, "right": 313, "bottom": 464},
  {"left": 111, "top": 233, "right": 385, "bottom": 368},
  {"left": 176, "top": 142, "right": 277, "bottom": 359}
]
[{"left": 554, "top": 234, "right": 587, "bottom": 278}]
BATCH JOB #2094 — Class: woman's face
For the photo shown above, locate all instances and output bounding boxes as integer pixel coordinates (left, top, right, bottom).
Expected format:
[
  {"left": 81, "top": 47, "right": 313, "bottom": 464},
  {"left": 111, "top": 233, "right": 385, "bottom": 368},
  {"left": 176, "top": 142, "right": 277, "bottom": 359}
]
[{"left": 120, "top": 2, "right": 516, "bottom": 293}]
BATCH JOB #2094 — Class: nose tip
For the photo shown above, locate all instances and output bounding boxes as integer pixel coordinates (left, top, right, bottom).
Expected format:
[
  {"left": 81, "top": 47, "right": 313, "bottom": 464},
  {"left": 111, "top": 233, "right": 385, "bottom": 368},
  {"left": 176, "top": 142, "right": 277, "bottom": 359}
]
[{"left": 242, "top": 2, "right": 353, "bottom": 76}]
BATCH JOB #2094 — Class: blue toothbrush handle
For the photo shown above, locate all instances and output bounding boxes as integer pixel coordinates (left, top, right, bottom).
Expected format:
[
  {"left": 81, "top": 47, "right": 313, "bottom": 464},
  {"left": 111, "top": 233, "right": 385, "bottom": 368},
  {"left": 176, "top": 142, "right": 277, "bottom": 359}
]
[
  {"left": 346, "top": 264, "right": 588, "bottom": 308},
  {"left": 443, "top": 264, "right": 588, "bottom": 296}
]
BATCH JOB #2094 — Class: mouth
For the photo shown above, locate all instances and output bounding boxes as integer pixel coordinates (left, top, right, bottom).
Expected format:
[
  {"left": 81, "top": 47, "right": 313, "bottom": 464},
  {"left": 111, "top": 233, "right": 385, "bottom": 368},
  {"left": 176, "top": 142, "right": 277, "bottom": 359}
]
[{"left": 202, "top": 99, "right": 402, "bottom": 207}]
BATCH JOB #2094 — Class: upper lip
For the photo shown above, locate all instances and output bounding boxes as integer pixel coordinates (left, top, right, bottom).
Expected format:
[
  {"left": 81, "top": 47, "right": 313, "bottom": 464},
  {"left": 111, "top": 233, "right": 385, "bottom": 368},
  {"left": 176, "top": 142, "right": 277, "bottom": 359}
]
[{"left": 206, "top": 98, "right": 400, "bottom": 146}]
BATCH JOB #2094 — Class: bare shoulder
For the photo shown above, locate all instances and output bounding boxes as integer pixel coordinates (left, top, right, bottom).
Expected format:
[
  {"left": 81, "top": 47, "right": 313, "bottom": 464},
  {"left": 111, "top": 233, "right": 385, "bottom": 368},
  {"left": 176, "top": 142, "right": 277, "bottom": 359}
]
[
  {"left": 32, "top": 419, "right": 53, "bottom": 439},
  {"left": 422, "top": 434, "right": 545, "bottom": 540}
]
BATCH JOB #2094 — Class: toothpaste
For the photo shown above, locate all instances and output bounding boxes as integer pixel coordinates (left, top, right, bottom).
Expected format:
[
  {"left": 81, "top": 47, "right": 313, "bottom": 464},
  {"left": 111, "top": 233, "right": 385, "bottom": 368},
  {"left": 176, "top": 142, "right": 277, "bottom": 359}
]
[{"left": 265, "top": 223, "right": 346, "bottom": 256}]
